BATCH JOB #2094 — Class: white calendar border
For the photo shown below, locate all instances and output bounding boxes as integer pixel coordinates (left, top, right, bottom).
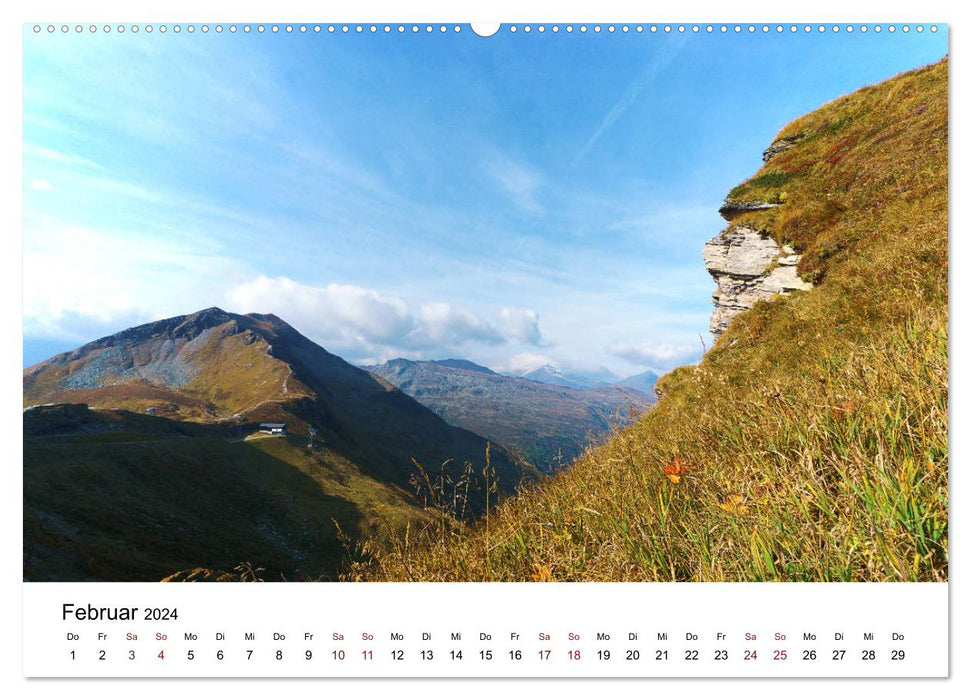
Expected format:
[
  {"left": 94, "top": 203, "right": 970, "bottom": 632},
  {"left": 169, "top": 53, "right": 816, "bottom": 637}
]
[
  {"left": 3, "top": 0, "right": 964, "bottom": 697},
  {"left": 22, "top": 582, "right": 949, "bottom": 678}
]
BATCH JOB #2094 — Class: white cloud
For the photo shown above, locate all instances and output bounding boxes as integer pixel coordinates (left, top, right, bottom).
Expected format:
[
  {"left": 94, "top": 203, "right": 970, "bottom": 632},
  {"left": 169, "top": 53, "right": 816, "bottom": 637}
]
[
  {"left": 496, "top": 307, "right": 543, "bottom": 345},
  {"left": 498, "top": 352, "right": 557, "bottom": 375},
  {"left": 229, "top": 276, "right": 412, "bottom": 347},
  {"left": 227, "top": 276, "right": 543, "bottom": 361},
  {"left": 608, "top": 340, "right": 700, "bottom": 370},
  {"left": 414, "top": 302, "right": 503, "bottom": 346},
  {"left": 29, "top": 178, "right": 53, "bottom": 191}
]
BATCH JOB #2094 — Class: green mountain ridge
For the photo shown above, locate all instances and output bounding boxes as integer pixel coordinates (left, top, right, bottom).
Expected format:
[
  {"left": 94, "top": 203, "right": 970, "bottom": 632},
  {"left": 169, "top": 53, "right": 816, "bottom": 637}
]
[{"left": 23, "top": 308, "right": 532, "bottom": 581}]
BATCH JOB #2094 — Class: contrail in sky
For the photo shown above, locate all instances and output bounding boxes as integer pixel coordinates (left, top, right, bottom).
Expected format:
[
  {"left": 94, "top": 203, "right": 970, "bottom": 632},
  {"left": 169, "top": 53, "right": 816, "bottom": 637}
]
[{"left": 571, "top": 37, "right": 687, "bottom": 170}]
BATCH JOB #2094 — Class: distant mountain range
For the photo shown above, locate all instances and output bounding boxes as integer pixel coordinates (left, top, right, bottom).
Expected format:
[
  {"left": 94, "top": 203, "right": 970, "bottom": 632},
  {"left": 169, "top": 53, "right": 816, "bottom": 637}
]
[
  {"left": 508, "top": 363, "right": 659, "bottom": 394},
  {"left": 515, "top": 364, "right": 599, "bottom": 389},
  {"left": 366, "top": 358, "right": 655, "bottom": 471},
  {"left": 616, "top": 369, "right": 661, "bottom": 395},
  {"left": 23, "top": 308, "right": 531, "bottom": 582},
  {"left": 431, "top": 359, "right": 497, "bottom": 374}
]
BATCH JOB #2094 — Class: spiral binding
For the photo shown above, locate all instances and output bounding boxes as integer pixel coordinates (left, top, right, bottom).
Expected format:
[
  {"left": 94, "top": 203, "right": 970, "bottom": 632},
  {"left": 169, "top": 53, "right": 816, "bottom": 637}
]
[{"left": 30, "top": 23, "right": 940, "bottom": 36}]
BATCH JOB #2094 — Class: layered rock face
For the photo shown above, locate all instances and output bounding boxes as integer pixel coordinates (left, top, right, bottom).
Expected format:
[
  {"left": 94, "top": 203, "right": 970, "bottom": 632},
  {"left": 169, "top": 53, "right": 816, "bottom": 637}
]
[
  {"left": 761, "top": 135, "right": 802, "bottom": 163},
  {"left": 702, "top": 223, "right": 812, "bottom": 337},
  {"left": 701, "top": 132, "right": 817, "bottom": 338}
]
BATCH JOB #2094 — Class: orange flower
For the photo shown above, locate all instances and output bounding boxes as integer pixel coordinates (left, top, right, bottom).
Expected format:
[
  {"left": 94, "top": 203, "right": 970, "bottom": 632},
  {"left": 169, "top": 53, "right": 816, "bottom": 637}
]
[
  {"left": 663, "top": 457, "right": 687, "bottom": 484},
  {"left": 834, "top": 399, "right": 857, "bottom": 420},
  {"left": 532, "top": 564, "right": 553, "bottom": 581}
]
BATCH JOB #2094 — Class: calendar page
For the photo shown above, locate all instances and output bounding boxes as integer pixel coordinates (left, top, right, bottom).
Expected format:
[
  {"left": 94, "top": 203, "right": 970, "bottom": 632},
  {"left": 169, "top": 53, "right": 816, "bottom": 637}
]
[{"left": 17, "top": 0, "right": 953, "bottom": 690}]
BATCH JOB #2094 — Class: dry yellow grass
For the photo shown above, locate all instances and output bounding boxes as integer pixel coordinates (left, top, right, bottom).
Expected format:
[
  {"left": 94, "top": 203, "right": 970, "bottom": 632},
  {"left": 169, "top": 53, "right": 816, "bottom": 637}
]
[{"left": 344, "top": 58, "right": 948, "bottom": 583}]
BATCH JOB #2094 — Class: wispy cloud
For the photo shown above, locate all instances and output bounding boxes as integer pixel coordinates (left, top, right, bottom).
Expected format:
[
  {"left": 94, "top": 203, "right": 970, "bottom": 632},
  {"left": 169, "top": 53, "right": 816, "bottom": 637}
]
[
  {"left": 485, "top": 152, "right": 544, "bottom": 215},
  {"left": 571, "top": 38, "right": 686, "bottom": 169},
  {"left": 29, "top": 178, "right": 53, "bottom": 191},
  {"left": 607, "top": 203, "right": 716, "bottom": 242},
  {"left": 23, "top": 214, "right": 250, "bottom": 340},
  {"left": 26, "top": 158, "right": 274, "bottom": 237},
  {"left": 24, "top": 143, "right": 104, "bottom": 171}
]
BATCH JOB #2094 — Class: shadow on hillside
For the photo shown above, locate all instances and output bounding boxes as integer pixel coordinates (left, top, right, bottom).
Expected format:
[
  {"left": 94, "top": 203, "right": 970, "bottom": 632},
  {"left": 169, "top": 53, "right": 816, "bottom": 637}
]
[{"left": 23, "top": 426, "right": 364, "bottom": 582}]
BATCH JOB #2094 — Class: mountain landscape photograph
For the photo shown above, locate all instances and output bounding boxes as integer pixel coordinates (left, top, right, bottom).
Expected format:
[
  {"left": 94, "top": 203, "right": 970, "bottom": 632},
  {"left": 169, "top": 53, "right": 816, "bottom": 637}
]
[{"left": 23, "top": 25, "right": 947, "bottom": 583}]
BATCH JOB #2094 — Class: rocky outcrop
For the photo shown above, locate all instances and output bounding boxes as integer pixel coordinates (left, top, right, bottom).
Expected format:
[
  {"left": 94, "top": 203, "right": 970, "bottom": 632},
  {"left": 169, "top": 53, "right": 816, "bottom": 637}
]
[
  {"left": 762, "top": 134, "right": 803, "bottom": 163},
  {"left": 702, "top": 224, "right": 812, "bottom": 337},
  {"left": 703, "top": 130, "right": 814, "bottom": 339},
  {"left": 718, "top": 199, "right": 779, "bottom": 220}
]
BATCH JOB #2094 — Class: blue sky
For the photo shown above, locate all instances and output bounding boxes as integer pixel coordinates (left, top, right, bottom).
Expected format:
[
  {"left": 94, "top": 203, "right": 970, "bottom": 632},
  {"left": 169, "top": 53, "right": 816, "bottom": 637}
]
[{"left": 22, "top": 24, "right": 947, "bottom": 377}]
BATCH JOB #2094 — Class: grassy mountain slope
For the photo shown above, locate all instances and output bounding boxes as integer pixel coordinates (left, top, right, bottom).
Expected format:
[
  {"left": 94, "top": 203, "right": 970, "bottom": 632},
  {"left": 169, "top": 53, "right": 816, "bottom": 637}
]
[
  {"left": 23, "top": 308, "right": 311, "bottom": 421},
  {"left": 349, "top": 59, "right": 948, "bottom": 582},
  {"left": 24, "top": 310, "right": 534, "bottom": 580},
  {"left": 24, "top": 308, "right": 528, "bottom": 494},
  {"left": 24, "top": 404, "right": 427, "bottom": 581},
  {"left": 367, "top": 358, "right": 653, "bottom": 472}
]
